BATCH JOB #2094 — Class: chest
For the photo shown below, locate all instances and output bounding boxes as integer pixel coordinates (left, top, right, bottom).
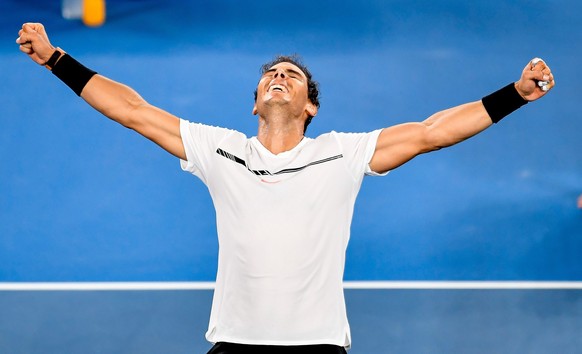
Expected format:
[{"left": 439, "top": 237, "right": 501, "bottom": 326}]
[{"left": 207, "top": 138, "right": 355, "bottom": 212}]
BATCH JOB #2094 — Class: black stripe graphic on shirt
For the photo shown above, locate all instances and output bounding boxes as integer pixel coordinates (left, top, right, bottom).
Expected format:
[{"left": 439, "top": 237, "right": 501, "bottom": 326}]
[{"left": 216, "top": 148, "right": 343, "bottom": 176}]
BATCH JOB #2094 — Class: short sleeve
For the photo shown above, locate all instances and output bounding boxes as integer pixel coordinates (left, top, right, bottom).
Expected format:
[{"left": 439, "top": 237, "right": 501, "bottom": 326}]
[
  {"left": 332, "top": 129, "right": 388, "bottom": 179},
  {"left": 179, "top": 119, "right": 235, "bottom": 184}
]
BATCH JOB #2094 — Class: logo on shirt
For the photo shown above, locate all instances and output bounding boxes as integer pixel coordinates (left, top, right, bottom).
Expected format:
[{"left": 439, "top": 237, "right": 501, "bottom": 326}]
[{"left": 216, "top": 148, "right": 343, "bottom": 176}]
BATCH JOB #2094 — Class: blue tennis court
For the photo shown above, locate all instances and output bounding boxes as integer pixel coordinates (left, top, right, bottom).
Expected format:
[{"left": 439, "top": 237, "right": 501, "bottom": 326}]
[
  {"left": 2, "top": 286, "right": 582, "bottom": 353},
  {"left": 1, "top": 0, "right": 581, "bottom": 353}
]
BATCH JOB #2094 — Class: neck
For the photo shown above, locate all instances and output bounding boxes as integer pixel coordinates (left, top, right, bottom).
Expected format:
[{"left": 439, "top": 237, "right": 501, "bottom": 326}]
[{"left": 256, "top": 112, "right": 305, "bottom": 155}]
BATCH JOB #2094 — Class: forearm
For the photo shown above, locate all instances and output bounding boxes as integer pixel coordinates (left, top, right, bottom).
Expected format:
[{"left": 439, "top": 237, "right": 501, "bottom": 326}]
[
  {"left": 41, "top": 49, "right": 184, "bottom": 159},
  {"left": 368, "top": 59, "right": 554, "bottom": 174},
  {"left": 370, "top": 99, "right": 505, "bottom": 173},
  {"left": 422, "top": 100, "right": 493, "bottom": 150},
  {"left": 81, "top": 74, "right": 148, "bottom": 129},
  {"left": 49, "top": 52, "right": 173, "bottom": 137},
  {"left": 423, "top": 80, "right": 531, "bottom": 150},
  {"left": 39, "top": 49, "right": 144, "bottom": 128},
  {"left": 80, "top": 74, "right": 185, "bottom": 159}
]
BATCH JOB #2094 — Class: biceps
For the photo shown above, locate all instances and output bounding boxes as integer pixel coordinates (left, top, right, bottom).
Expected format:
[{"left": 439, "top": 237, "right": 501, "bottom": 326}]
[
  {"left": 129, "top": 104, "right": 186, "bottom": 160},
  {"left": 368, "top": 123, "right": 433, "bottom": 173},
  {"left": 81, "top": 76, "right": 186, "bottom": 159}
]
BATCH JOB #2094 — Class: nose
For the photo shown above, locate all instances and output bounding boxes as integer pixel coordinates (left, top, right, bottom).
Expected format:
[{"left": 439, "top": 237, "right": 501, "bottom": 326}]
[{"left": 274, "top": 69, "right": 286, "bottom": 79}]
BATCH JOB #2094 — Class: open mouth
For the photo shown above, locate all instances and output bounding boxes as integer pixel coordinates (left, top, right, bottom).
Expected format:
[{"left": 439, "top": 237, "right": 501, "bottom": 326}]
[{"left": 269, "top": 84, "right": 288, "bottom": 93}]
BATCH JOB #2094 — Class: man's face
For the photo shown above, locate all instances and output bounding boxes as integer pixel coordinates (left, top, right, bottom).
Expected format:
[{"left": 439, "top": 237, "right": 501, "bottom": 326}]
[{"left": 253, "top": 62, "right": 316, "bottom": 118}]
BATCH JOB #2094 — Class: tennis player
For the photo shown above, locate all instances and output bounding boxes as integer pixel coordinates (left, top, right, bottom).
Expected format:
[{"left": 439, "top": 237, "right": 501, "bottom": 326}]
[{"left": 17, "top": 22, "right": 554, "bottom": 354}]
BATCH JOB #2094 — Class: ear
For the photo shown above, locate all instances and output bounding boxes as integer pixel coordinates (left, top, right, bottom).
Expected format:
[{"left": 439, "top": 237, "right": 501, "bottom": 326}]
[
  {"left": 306, "top": 102, "right": 317, "bottom": 117},
  {"left": 252, "top": 103, "right": 258, "bottom": 115}
]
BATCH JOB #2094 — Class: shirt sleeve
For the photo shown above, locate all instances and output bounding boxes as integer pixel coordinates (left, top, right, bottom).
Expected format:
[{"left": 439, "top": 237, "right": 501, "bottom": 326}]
[
  {"left": 179, "top": 119, "right": 234, "bottom": 184},
  {"left": 333, "top": 129, "right": 389, "bottom": 179}
]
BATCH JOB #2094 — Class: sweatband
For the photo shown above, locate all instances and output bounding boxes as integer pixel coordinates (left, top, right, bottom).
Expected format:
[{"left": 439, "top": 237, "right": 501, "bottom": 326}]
[
  {"left": 43, "top": 50, "right": 61, "bottom": 69},
  {"left": 481, "top": 83, "right": 528, "bottom": 123},
  {"left": 51, "top": 54, "right": 97, "bottom": 96}
]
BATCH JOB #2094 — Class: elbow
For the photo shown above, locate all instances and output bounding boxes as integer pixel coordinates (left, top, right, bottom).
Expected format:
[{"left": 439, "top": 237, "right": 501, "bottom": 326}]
[
  {"left": 423, "top": 125, "right": 459, "bottom": 152},
  {"left": 106, "top": 95, "right": 148, "bottom": 130},
  {"left": 423, "top": 129, "right": 443, "bottom": 151},
  {"left": 124, "top": 100, "right": 149, "bottom": 130}
]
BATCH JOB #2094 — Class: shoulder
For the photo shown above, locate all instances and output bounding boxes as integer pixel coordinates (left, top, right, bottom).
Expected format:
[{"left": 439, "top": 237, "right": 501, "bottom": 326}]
[
  {"left": 312, "top": 129, "right": 384, "bottom": 147},
  {"left": 180, "top": 119, "right": 247, "bottom": 141}
]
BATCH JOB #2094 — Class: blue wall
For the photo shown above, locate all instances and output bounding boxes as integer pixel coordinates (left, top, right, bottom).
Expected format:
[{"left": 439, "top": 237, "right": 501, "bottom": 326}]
[{"left": 0, "top": 0, "right": 581, "bottom": 282}]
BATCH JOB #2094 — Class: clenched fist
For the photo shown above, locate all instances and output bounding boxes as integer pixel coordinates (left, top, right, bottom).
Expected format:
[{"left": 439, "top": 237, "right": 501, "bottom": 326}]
[{"left": 16, "top": 23, "right": 60, "bottom": 67}]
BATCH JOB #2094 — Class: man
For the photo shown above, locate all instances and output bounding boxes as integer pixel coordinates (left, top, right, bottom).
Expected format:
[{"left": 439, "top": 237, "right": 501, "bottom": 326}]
[{"left": 17, "top": 23, "right": 554, "bottom": 354}]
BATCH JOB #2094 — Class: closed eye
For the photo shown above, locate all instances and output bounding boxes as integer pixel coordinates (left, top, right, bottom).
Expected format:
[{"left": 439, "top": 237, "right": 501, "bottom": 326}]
[
  {"left": 262, "top": 67, "right": 305, "bottom": 82},
  {"left": 286, "top": 68, "right": 304, "bottom": 81}
]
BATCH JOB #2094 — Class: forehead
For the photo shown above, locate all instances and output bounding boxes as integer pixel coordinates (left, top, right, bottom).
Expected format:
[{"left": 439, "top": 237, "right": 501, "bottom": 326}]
[{"left": 264, "top": 62, "right": 307, "bottom": 79}]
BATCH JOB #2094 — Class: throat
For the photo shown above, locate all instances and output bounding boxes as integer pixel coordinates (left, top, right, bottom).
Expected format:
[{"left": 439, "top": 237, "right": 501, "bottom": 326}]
[{"left": 257, "top": 124, "right": 305, "bottom": 155}]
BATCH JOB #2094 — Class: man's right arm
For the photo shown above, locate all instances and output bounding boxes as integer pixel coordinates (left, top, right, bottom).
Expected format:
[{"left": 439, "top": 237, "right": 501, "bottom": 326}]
[
  {"left": 80, "top": 75, "right": 186, "bottom": 160},
  {"left": 16, "top": 22, "right": 186, "bottom": 160}
]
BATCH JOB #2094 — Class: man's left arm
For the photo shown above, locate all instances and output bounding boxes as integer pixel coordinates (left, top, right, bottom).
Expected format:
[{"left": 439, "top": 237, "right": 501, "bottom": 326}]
[{"left": 369, "top": 58, "right": 555, "bottom": 174}]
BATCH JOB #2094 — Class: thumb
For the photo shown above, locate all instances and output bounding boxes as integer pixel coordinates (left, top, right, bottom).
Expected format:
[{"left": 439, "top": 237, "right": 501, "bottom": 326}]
[{"left": 17, "top": 22, "right": 55, "bottom": 64}]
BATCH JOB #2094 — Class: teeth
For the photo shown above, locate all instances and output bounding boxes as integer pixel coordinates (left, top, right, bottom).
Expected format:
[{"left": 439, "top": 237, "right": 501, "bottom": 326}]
[{"left": 270, "top": 84, "right": 286, "bottom": 92}]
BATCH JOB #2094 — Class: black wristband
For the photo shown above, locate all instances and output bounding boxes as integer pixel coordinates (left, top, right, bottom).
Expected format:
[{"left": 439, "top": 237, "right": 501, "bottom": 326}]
[
  {"left": 51, "top": 54, "right": 97, "bottom": 96},
  {"left": 43, "top": 49, "right": 62, "bottom": 69},
  {"left": 481, "top": 83, "right": 528, "bottom": 123}
]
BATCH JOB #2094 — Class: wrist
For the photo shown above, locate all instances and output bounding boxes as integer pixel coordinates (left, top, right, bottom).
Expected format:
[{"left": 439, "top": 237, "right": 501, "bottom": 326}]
[
  {"left": 481, "top": 83, "right": 528, "bottom": 124},
  {"left": 51, "top": 52, "right": 97, "bottom": 96},
  {"left": 514, "top": 82, "right": 529, "bottom": 101},
  {"left": 43, "top": 47, "right": 64, "bottom": 70}
]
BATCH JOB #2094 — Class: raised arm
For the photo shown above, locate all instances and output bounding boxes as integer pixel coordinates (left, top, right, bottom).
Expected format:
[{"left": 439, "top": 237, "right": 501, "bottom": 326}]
[
  {"left": 369, "top": 59, "right": 555, "bottom": 174},
  {"left": 16, "top": 23, "right": 186, "bottom": 160}
]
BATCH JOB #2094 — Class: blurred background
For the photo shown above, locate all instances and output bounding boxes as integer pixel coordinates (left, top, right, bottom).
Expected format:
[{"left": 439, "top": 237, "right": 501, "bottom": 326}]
[{"left": 0, "top": 0, "right": 581, "bottom": 353}]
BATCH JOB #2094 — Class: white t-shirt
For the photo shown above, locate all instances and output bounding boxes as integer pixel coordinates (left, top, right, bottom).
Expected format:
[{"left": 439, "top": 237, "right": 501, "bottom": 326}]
[{"left": 179, "top": 119, "right": 386, "bottom": 348}]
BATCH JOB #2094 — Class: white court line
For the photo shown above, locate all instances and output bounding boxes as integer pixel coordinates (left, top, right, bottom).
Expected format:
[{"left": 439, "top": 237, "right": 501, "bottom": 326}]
[
  {"left": 0, "top": 282, "right": 215, "bottom": 291},
  {"left": 343, "top": 281, "right": 582, "bottom": 289},
  {"left": 1, "top": 281, "right": 582, "bottom": 291}
]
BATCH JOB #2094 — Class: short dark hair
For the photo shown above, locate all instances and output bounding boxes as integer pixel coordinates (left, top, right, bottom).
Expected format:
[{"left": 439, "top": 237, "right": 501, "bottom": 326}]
[{"left": 254, "top": 54, "right": 320, "bottom": 133}]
